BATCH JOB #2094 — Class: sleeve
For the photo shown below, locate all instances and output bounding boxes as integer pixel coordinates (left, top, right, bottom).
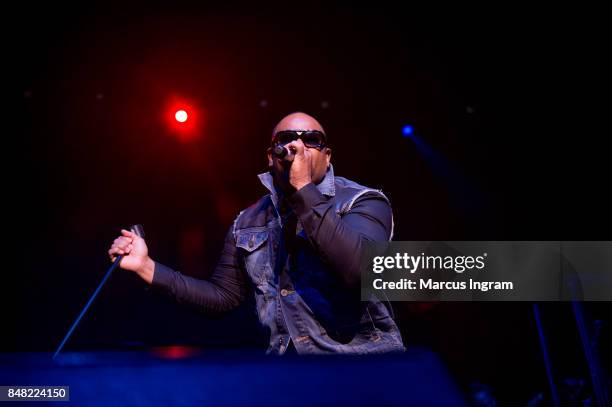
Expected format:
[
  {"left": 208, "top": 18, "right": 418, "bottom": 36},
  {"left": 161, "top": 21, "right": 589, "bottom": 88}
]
[
  {"left": 151, "top": 226, "right": 248, "bottom": 314},
  {"left": 287, "top": 182, "right": 393, "bottom": 287}
]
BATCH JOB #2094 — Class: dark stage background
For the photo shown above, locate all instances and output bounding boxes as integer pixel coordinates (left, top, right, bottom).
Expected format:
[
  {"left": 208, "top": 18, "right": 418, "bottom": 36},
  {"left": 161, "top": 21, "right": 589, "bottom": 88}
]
[{"left": 6, "top": 2, "right": 610, "bottom": 405}]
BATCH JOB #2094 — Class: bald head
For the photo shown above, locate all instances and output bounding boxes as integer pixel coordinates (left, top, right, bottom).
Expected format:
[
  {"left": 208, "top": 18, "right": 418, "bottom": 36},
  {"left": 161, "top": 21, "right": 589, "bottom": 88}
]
[{"left": 272, "top": 112, "right": 325, "bottom": 136}]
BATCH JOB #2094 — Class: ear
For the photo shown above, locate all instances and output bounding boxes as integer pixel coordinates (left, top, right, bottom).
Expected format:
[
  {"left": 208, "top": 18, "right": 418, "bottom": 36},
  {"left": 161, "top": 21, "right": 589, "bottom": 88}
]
[
  {"left": 266, "top": 147, "right": 273, "bottom": 167},
  {"left": 325, "top": 147, "right": 332, "bottom": 168}
]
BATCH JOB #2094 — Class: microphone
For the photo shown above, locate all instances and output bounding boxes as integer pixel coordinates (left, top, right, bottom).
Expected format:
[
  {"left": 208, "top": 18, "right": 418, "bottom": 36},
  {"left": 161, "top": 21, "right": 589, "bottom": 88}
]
[
  {"left": 273, "top": 145, "right": 287, "bottom": 158},
  {"left": 53, "top": 224, "right": 145, "bottom": 360},
  {"left": 272, "top": 145, "right": 295, "bottom": 161}
]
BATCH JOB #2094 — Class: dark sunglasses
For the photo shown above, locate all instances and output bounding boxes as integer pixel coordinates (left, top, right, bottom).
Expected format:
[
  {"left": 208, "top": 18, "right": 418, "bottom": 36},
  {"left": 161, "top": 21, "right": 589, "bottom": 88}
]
[{"left": 272, "top": 130, "right": 327, "bottom": 150}]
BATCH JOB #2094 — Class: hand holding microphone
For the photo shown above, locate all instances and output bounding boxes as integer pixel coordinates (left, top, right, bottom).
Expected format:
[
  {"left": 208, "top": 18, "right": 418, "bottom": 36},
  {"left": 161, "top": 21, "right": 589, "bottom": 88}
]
[
  {"left": 273, "top": 138, "right": 313, "bottom": 191},
  {"left": 108, "top": 227, "right": 155, "bottom": 284}
]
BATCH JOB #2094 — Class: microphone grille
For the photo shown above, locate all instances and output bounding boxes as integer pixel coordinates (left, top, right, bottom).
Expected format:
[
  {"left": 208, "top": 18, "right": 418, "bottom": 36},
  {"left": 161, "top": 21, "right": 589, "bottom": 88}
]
[{"left": 273, "top": 145, "right": 287, "bottom": 158}]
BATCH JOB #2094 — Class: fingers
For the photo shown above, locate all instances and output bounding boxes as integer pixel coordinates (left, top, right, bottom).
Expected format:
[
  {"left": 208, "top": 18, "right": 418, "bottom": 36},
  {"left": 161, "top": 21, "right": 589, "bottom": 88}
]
[
  {"left": 108, "top": 234, "right": 134, "bottom": 262},
  {"left": 108, "top": 246, "right": 133, "bottom": 262},
  {"left": 116, "top": 236, "right": 132, "bottom": 244},
  {"left": 286, "top": 138, "right": 306, "bottom": 156},
  {"left": 121, "top": 229, "right": 137, "bottom": 239},
  {"left": 109, "top": 242, "right": 133, "bottom": 253},
  {"left": 108, "top": 248, "right": 120, "bottom": 263},
  {"left": 113, "top": 236, "right": 132, "bottom": 248}
]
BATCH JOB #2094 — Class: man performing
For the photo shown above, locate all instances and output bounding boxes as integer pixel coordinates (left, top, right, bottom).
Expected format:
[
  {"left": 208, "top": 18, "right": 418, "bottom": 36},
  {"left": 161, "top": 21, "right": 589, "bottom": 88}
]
[{"left": 108, "top": 112, "right": 405, "bottom": 355}]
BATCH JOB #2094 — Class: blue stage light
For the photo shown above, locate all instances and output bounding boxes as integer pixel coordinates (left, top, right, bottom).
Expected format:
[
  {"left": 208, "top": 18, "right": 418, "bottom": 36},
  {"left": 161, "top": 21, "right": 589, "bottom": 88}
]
[{"left": 402, "top": 125, "right": 414, "bottom": 136}]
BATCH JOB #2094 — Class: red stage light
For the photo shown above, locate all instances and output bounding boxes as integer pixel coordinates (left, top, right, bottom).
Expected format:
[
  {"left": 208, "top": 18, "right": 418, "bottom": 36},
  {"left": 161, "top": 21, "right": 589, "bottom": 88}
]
[
  {"left": 150, "top": 345, "right": 201, "bottom": 359},
  {"left": 164, "top": 97, "right": 201, "bottom": 142},
  {"left": 175, "top": 109, "right": 188, "bottom": 123}
]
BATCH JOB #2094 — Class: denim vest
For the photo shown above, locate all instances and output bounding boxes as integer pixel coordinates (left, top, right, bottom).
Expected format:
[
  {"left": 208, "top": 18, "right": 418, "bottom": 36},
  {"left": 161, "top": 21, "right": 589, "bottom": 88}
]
[{"left": 232, "top": 165, "right": 405, "bottom": 355}]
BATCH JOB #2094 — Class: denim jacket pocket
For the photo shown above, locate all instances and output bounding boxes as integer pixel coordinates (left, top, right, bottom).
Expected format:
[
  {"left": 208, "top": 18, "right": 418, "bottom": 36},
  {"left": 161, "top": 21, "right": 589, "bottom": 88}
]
[
  {"left": 236, "top": 227, "right": 269, "bottom": 252},
  {"left": 235, "top": 227, "right": 270, "bottom": 284}
]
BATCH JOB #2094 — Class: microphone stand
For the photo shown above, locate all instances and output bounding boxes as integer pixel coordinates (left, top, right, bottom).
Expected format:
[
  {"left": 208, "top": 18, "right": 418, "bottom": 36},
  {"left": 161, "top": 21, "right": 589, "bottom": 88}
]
[{"left": 52, "top": 224, "right": 145, "bottom": 360}]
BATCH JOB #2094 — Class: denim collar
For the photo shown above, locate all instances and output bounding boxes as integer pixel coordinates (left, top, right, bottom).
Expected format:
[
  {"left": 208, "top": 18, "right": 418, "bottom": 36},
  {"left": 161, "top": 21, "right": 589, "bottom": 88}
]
[{"left": 258, "top": 164, "right": 336, "bottom": 213}]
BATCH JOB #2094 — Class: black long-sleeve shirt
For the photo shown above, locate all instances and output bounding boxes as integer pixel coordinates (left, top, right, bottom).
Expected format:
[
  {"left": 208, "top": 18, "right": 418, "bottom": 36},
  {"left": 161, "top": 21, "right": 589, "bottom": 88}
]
[{"left": 152, "top": 181, "right": 393, "bottom": 313}]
